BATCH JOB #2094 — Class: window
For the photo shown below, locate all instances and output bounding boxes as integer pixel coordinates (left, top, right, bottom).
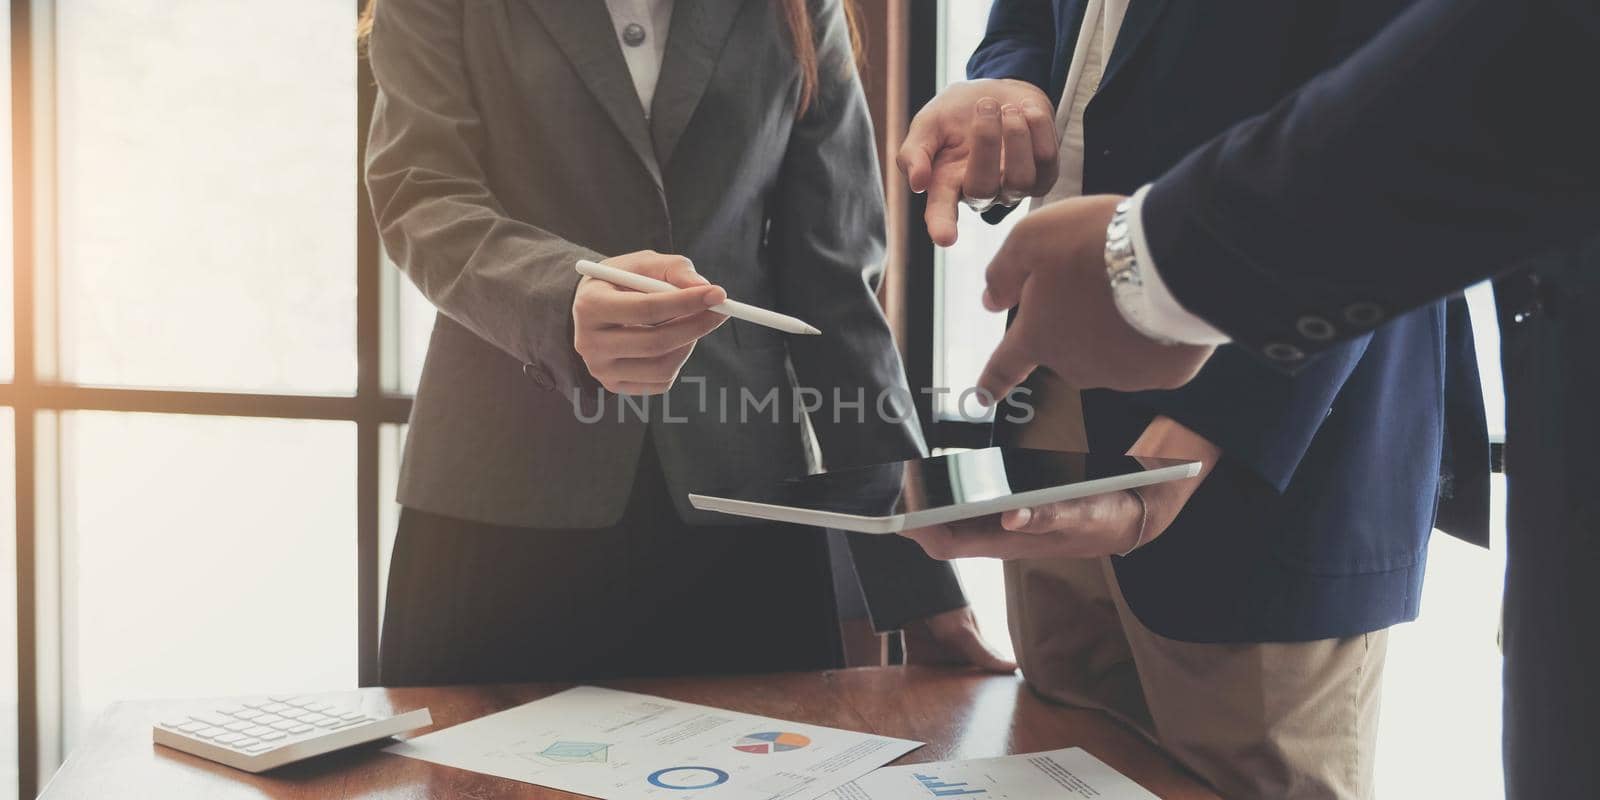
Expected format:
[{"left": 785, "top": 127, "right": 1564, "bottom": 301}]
[
  {"left": 0, "top": 410, "right": 16, "bottom": 798},
  {"left": 54, "top": 1, "right": 356, "bottom": 393},
  {"left": 933, "top": 0, "right": 1014, "bottom": 424},
  {"left": 58, "top": 413, "right": 355, "bottom": 747},
  {"left": 3, "top": 3, "right": 408, "bottom": 795},
  {"left": 0, "top": 7, "right": 18, "bottom": 795},
  {"left": 383, "top": 255, "right": 433, "bottom": 397}
]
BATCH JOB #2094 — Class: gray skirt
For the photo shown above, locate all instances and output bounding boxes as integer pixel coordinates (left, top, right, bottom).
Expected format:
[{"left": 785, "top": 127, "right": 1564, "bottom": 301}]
[{"left": 377, "top": 442, "right": 843, "bottom": 685}]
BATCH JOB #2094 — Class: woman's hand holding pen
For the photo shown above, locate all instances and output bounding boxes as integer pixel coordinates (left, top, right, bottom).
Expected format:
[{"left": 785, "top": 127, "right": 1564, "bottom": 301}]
[{"left": 573, "top": 250, "right": 729, "bottom": 396}]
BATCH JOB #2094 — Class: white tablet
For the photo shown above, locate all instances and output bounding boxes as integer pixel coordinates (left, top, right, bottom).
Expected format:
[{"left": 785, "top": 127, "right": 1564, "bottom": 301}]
[{"left": 687, "top": 447, "right": 1201, "bottom": 534}]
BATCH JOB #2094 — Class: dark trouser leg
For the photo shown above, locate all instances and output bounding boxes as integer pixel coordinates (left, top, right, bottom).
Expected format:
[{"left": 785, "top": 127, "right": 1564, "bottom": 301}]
[{"left": 1500, "top": 254, "right": 1600, "bottom": 798}]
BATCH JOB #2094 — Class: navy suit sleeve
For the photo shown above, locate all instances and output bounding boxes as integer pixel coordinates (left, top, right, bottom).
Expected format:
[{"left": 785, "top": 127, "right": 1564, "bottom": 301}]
[
  {"left": 966, "top": 0, "right": 1057, "bottom": 91},
  {"left": 1128, "top": 336, "right": 1370, "bottom": 492},
  {"left": 1140, "top": 0, "right": 1600, "bottom": 367}
]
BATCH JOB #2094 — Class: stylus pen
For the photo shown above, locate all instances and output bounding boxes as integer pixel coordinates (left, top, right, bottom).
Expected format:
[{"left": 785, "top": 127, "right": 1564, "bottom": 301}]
[{"left": 575, "top": 259, "right": 821, "bottom": 336}]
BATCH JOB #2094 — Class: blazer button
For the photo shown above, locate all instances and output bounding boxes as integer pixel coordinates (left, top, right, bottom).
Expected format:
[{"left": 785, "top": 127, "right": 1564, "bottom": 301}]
[
  {"left": 1295, "top": 315, "right": 1337, "bottom": 341},
  {"left": 1343, "top": 302, "right": 1385, "bottom": 327},
  {"left": 1263, "top": 342, "right": 1306, "bottom": 363},
  {"left": 522, "top": 361, "right": 553, "bottom": 389},
  {"left": 621, "top": 23, "right": 647, "bottom": 47}
]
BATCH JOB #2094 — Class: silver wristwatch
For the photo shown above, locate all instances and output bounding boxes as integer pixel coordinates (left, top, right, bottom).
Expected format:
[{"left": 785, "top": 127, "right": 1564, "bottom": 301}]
[{"left": 1105, "top": 198, "right": 1180, "bottom": 346}]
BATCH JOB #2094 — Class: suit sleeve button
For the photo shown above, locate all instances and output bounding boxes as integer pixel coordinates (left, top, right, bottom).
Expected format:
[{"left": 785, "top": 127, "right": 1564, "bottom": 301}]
[
  {"left": 1296, "top": 315, "right": 1337, "bottom": 341},
  {"left": 1264, "top": 342, "right": 1307, "bottom": 362},
  {"left": 1343, "top": 302, "right": 1385, "bottom": 327}
]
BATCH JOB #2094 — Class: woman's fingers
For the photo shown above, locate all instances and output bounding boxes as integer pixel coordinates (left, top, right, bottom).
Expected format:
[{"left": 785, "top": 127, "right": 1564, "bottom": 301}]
[
  {"left": 572, "top": 250, "right": 733, "bottom": 393},
  {"left": 599, "top": 343, "right": 696, "bottom": 383},
  {"left": 603, "top": 251, "right": 710, "bottom": 288},
  {"left": 589, "top": 309, "right": 729, "bottom": 359},
  {"left": 605, "top": 380, "right": 675, "bottom": 397},
  {"left": 578, "top": 280, "right": 726, "bottom": 326}
]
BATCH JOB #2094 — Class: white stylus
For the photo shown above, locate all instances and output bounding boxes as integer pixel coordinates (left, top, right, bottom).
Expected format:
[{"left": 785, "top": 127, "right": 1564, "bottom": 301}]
[{"left": 575, "top": 259, "right": 821, "bottom": 336}]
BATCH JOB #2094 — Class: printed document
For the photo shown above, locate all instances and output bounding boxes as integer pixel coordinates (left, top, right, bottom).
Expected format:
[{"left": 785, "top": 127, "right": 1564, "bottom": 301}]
[
  {"left": 387, "top": 686, "right": 922, "bottom": 800},
  {"left": 823, "top": 748, "right": 1160, "bottom": 800}
]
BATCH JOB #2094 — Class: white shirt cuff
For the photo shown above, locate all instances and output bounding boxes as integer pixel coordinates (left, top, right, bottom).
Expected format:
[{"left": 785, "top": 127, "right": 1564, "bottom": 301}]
[{"left": 1125, "top": 185, "right": 1232, "bottom": 346}]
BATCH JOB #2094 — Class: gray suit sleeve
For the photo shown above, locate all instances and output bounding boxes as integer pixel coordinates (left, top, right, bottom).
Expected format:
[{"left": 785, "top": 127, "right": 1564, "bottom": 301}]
[
  {"left": 766, "top": 0, "right": 968, "bottom": 631},
  {"left": 365, "top": 0, "right": 602, "bottom": 395}
]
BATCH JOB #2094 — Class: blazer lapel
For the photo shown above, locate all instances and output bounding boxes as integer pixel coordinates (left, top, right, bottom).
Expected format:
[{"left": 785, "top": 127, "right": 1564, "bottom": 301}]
[
  {"left": 522, "top": 0, "right": 663, "bottom": 188},
  {"left": 1100, "top": 0, "right": 1171, "bottom": 91},
  {"left": 650, "top": 0, "right": 747, "bottom": 168}
]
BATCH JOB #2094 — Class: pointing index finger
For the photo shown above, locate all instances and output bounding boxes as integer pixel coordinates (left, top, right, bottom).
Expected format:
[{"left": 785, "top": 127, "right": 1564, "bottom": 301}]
[{"left": 977, "top": 323, "right": 1038, "bottom": 404}]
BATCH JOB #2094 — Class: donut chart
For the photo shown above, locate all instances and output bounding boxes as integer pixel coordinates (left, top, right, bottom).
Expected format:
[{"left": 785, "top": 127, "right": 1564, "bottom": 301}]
[
  {"left": 733, "top": 731, "right": 812, "bottom": 754},
  {"left": 647, "top": 766, "right": 730, "bottom": 790}
]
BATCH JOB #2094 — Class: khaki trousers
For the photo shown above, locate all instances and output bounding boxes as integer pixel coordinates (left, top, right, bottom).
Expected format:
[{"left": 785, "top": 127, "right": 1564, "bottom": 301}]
[{"left": 1010, "top": 371, "right": 1388, "bottom": 800}]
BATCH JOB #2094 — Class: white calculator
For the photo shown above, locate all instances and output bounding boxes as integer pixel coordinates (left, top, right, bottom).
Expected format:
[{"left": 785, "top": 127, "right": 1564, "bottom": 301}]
[{"left": 152, "top": 693, "right": 432, "bottom": 773}]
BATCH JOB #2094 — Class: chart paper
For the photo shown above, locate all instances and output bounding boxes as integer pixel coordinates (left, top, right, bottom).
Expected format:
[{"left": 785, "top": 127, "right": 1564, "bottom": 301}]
[
  {"left": 823, "top": 748, "right": 1160, "bottom": 800},
  {"left": 387, "top": 686, "right": 922, "bottom": 800}
]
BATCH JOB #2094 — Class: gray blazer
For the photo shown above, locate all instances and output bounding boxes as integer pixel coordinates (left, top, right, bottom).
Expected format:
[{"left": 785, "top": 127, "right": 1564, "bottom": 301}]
[{"left": 365, "top": 0, "right": 964, "bottom": 626}]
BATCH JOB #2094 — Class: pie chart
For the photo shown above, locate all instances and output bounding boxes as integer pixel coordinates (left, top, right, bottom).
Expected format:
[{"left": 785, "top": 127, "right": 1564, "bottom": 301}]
[{"left": 733, "top": 731, "right": 812, "bottom": 754}]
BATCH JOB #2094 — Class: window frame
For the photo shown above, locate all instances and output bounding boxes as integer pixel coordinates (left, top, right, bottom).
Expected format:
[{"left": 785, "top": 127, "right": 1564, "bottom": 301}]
[{"left": 898, "top": 4, "right": 993, "bottom": 452}]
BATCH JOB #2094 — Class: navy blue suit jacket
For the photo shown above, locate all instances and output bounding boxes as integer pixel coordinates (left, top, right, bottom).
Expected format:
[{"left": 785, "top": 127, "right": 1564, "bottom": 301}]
[{"left": 972, "top": 0, "right": 1491, "bottom": 642}]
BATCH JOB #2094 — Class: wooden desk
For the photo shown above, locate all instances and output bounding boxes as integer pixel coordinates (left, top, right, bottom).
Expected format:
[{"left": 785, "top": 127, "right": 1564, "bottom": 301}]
[{"left": 40, "top": 667, "right": 1218, "bottom": 799}]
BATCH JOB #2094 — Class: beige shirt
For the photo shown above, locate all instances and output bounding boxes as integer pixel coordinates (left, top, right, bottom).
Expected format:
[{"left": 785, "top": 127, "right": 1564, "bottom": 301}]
[
  {"left": 1038, "top": 0, "right": 1132, "bottom": 206},
  {"left": 1023, "top": 0, "right": 1132, "bottom": 452}
]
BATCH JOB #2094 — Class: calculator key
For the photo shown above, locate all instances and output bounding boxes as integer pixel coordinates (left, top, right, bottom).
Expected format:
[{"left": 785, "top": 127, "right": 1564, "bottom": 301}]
[
  {"left": 217, "top": 705, "right": 246, "bottom": 716},
  {"left": 259, "top": 731, "right": 286, "bottom": 741},
  {"left": 244, "top": 726, "right": 272, "bottom": 737},
  {"left": 302, "top": 702, "right": 331, "bottom": 713},
  {"left": 261, "top": 703, "right": 290, "bottom": 714},
  {"left": 287, "top": 724, "right": 313, "bottom": 734},
  {"left": 255, "top": 714, "right": 285, "bottom": 725},
  {"left": 195, "top": 727, "right": 228, "bottom": 739},
  {"left": 311, "top": 717, "right": 341, "bottom": 728},
  {"left": 160, "top": 718, "right": 189, "bottom": 728},
  {"left": 190, "top": 713, "right": 230, "bottom": 727},
  {"left": 214, "top": 733, "right": 244, "bottom": 745},
  {"left": 268, "top": 695, "right": 295, "bottom": 703},
  {"left": 338, "top": 711, "right": 365, "bottom": 721},
  {"left": 241, "top": 698, "right": 271, "bottom": 709},
  {"left": 244, "top": 742, "right": 276, "bottom": 754},
  {"left": 233, "top": 709, "right": 263, "bottom": 721},
  {"left": 231, "top": 738, "right": 260, "bottom": 748},
  {"left": 269, "top": 721, "right": 299, "bottom": 731},
  {"left": 331, "top": 718, "right": 368, "bottom": 730},
  {"left": 223, "top": 721, "right": 253, "bottom": 732}
]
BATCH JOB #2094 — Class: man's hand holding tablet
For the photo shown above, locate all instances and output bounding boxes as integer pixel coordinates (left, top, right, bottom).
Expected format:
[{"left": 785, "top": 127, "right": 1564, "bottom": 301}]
[{"left": 899, "top": 417, "right": 1220, "bottom": 561}]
